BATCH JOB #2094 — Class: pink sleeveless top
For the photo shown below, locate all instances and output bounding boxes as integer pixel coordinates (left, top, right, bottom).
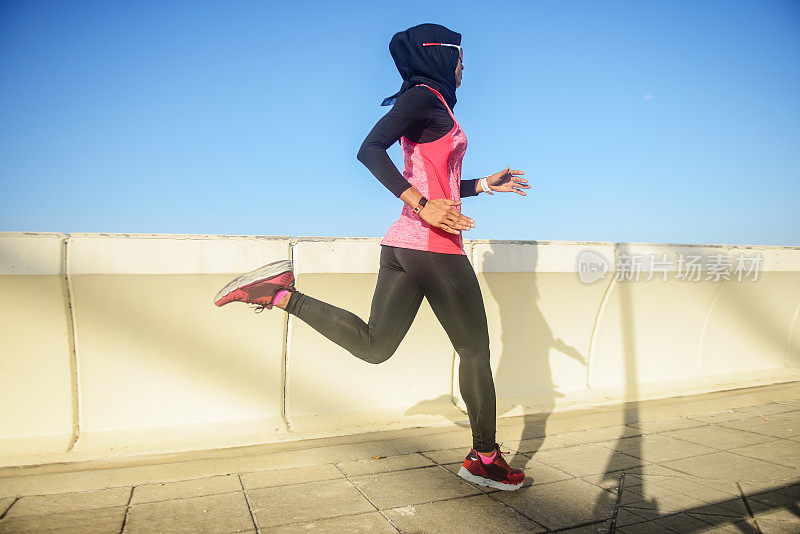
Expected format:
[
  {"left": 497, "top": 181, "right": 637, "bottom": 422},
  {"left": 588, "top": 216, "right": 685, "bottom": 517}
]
[{"left": 380, "top": 84, "right": 468, "bottom": 255}]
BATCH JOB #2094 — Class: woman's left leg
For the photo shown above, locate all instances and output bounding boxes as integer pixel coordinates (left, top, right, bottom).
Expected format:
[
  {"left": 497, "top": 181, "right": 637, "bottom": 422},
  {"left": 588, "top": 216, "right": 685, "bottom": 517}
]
[{"left": 394, "top": 248, "right": 496, "bottom": 453}]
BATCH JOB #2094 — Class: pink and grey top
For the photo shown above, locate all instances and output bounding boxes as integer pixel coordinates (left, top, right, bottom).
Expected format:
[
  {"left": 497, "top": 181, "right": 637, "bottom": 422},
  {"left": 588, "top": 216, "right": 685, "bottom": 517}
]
[{"left": 380, "top": 84, "right": 468, "bottom": 255}]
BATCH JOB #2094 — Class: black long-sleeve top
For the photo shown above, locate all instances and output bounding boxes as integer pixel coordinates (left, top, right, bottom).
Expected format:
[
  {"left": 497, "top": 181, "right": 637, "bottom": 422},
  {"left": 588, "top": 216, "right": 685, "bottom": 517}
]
[{"left": 357, "top": 85, "right": 478, "bottom": 198}]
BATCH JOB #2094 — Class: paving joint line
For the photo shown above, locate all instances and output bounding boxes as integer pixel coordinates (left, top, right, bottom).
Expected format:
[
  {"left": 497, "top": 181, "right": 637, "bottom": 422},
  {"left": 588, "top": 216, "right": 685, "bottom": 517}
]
[
  {"left": 237, "top": 474, "right": 259, "bottom": 533},
  {"left": 0, "top": 497, "right": 19, "bottom": 521},
  {"left": 548, "top": 518, "right": 613, "bottom": 532},
  {"left": 333, "top": 463, "right": 401, "bottom": 533},
  {"left": 119, "top": 486, "right": 134, "bottom": 534},
  {"left": 609, "top": 472, "right": 625, "bottom": 533},
  {"left": 118, "top": 488, "right": 244, "bottom": 506},
  {"left": 0, "top": 502, "right": 143, "bottom": 521},
  {"left": 736, "top": 481, "right": 763, "bottom": 534},
  {"left": 722, "top": 443, "right": 799, "bottom": 470}
]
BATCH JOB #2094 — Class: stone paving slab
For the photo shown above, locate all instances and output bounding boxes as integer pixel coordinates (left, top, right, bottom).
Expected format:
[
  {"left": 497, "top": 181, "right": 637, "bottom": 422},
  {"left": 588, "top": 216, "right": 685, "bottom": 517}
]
[
  {"left": 531, "top": 442, "right": 646, "bottom": 477},
  {"left": 771, "top": 410, "right": 800, "bottom": 423},
  {"left": 561, "top": 521, "right": 613, "bottom": 533},
  {"left": 687, "top": 410, "right": 753, "bottom": 424},
  {"left": 596, "top": 433, "right": 718, "bottom": 463},
  {"left": 622, "top": 488, "right": 711, "bottom": 514},
  {"left": 729, "top": 438, "right": 800, "bottom": 468},
  {"left": 614, "top": 508, "right": 650, "bottom": 527},
  {"left": 563, "top": 424, "right": 652, "bottom": 443},
  {"left": 682, "top": 516, "right": 755, "bottom": 533},
  {"left": 718, "top": 414, "right": 800, "bottom": 439},
  {"left": 348, "top": 465, "right": 480, "bottom": 510},
  {"left": 664, "top": 424, "right": 777, "bottom": 450},
  {"left": 125, "top": 491, "right": 255, "bottom": 533},
  {"left": 493, "top": 477, "right": 617, "bottom": 530},
  {"left": 659, "top": 450, "right": 800, "bottom": 483},
  {"left": 756, "top": 516, "right": 799, "bottom": 533},
  {"left": 131, "top": 473, "right": 241, "bottom": 504},
  {"left": 628, "top": 417, "right": 709, "bottom": 433},
  {"left": 502, "top": 433, "right": 585, "bottom": 453},
  {"left": 417, "top": 447, "right": 471, "bottom": 465},
  {"left": 4, "top": 486, "right": 131, "bottom": 518},
  {"left": 616, "top": 520, "right": 674, "bottom": 533},
  {"left": 247, "top": 478, "right": 373, "bottom": 529},
  {"left": 383, "top": 494, "right": 545, "bottom": 533},
  {"left": 732, "top": 403, "right": 800, "bottom": 417},
  {"left": 648, "top": 475, "right": 739, "bottom": 498},
  {"left": 239, "top": 462, "right": 343, "bottom": 490},
  {"left": 336, "top": 452, "right": 434, "bottom": 477},
  {"left": 650, "top": 511, "right": 720, "bottom": 532},
  {"left": 0, "top": 505, "right": 127, "bottom": 534},
  {"left": 268, "top": 511, "right": 396, "bottom": 533}
]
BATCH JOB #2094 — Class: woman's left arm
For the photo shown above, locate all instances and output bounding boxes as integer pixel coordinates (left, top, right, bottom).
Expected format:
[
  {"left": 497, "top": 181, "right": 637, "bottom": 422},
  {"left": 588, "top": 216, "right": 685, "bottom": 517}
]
[{"left": 475, "top": 167, "right": 530, "bottom": 196}]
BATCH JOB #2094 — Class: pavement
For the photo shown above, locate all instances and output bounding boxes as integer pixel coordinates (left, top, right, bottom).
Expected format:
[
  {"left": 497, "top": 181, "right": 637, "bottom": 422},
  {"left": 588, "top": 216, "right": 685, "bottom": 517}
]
[{"left": 1, "top": 382, "right": 799, "bottom": 533}]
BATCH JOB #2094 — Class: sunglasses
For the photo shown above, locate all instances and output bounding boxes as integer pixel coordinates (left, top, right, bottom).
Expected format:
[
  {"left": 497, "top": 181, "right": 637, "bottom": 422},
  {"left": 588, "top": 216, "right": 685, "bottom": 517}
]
[{"left": 422, "top": 42, "right": 463, "bottom": 61}]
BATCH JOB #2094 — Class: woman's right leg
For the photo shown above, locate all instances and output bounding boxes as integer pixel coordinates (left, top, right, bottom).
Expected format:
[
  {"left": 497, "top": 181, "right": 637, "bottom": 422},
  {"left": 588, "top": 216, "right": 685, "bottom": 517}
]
[{"left": 283, "top": 245, "right": 424, "bottom": 364}]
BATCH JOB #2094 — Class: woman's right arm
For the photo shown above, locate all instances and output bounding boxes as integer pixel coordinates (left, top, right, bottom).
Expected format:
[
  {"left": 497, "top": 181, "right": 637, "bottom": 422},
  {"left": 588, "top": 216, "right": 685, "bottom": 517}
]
[
  {"left": 357, "top": 89, "right": 475, "bottom": 234},
  {"left": 356, "top": 89, "right": 428, "bottom": 198}
]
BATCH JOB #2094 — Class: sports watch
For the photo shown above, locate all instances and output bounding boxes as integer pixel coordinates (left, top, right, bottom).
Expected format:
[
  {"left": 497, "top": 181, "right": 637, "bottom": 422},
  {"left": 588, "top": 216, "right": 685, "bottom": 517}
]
[{"left": 412, "top": 196, "right": 428, "bottom": 214}]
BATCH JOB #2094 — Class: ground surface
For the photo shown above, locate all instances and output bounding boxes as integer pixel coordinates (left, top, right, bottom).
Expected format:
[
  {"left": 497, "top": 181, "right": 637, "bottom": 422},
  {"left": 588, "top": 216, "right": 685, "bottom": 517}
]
[{"left": 1, "top": 382, "right": 799, "bottom": 533}]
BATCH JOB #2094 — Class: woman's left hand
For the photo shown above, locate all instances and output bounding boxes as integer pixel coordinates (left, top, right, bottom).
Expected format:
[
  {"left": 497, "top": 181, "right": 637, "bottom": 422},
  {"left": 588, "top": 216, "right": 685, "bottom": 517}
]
[{"left": 484, "top": 167, "right": 530, "bottom": 195}]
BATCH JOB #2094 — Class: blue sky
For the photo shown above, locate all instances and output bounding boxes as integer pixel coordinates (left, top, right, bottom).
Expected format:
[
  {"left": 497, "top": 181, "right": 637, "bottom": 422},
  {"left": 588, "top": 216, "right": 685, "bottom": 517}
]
[{"left": 1, "top": 0, "right": 798, "bottom": 245}]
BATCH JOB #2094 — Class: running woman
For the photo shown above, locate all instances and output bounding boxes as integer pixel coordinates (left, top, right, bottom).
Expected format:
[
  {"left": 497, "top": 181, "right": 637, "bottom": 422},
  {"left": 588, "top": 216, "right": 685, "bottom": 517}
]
[{"left": 215, "top": 23, "right": 530, "bottom": 491}]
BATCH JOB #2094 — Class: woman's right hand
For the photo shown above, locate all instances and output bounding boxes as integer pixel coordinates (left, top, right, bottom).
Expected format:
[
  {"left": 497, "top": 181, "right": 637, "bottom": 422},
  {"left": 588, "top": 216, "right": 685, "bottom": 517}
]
[{"left": 419, "top": 198, "right": 475, "bottom": 234}]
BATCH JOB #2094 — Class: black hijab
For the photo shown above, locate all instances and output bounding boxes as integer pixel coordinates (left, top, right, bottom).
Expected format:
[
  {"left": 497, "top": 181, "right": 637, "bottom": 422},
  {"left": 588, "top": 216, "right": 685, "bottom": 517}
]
[{"left": 381, "top": 23, "right": 462, "bottom": 109}]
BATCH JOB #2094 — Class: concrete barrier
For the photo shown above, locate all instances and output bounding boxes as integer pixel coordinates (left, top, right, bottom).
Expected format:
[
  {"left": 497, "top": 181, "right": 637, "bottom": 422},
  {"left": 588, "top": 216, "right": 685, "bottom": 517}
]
[
  {"left": 65, "top": 234, "right": 292, "bottom": 458},
  {"left": 0, "top": 233, "right": 73, "bottom": 456},
  {"left": 0, "top": 232, "right": 798, "bottom": 466}
]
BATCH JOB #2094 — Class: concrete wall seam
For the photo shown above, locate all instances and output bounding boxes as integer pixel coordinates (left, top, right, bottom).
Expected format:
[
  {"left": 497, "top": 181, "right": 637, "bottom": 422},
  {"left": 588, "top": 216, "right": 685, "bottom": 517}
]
[
  {"left": 697, "top": 283, "right": 725, "bottom": 378},
  {"left": 281, "top": 239, "right": 295, "bottom": 432},
  {"left": 282, "top": 238, "right": 298, "bottom": 432},
  {"left": 787, "top": 298, "right": 800, "bottom": 368},
  {"left": 586, "top": 274, "right": 617, "bottom": 397},
  {"left": 62, "top": 235, "right": 83, "bottom": 451}
]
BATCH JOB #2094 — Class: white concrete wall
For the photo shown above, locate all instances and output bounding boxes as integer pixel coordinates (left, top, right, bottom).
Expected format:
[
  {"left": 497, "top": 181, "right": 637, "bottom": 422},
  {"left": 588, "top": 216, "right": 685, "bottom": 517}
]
[
  {"left": 0, "top": 234, "right": 74, "bottom": 456},
  {"left": 1, "top": 232, "right": 798, "bottom": 466}
]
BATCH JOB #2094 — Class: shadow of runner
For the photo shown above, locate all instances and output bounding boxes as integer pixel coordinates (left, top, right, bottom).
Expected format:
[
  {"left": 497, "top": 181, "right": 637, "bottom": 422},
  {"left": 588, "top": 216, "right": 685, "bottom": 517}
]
[{"left": 482, "top": 246, "right": 586, "bottom": 468}]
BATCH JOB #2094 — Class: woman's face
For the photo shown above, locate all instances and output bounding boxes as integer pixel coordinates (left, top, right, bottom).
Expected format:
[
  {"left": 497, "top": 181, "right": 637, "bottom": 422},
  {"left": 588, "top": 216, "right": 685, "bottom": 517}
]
[{"left": 455, "top": 50, "right": 463, "bottom": 88}]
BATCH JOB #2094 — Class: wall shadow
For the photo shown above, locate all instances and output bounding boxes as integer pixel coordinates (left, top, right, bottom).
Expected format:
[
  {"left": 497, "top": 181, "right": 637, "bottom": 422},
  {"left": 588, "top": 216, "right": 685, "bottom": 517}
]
[{"left": 591, "top": 244, "right": 659, "bottom": 522}]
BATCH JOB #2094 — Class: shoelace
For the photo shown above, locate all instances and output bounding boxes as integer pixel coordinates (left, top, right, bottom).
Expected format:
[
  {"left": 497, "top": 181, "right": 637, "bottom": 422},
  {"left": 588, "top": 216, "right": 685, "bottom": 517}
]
[
  {"left": 493, "top": 442, "right": 517, "bottom": 471},
  {"left": 253, "top": 285, "right": 295, "bottom": 313}
]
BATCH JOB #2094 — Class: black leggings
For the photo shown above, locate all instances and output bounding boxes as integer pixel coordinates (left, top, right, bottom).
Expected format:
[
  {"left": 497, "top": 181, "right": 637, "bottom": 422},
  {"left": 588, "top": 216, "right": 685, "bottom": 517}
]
[{"left": 284, "top": 245, "right": 496, "bottom": 452}]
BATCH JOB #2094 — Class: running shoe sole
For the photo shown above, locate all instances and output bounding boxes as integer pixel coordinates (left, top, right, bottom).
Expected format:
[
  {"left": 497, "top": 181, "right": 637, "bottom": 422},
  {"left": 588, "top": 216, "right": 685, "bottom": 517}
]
[
  {"left": 457, "top": 465, "right": 523, "bottom": 491},
  {"left": 214, "top": 259, "right": 293, "bottom": 306}
]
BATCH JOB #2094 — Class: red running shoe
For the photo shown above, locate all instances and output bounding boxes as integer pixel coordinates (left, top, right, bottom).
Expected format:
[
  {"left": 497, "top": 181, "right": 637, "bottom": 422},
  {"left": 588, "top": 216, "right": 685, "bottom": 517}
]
[
  {"left": 214, "top": 259, "right": 295, "bottom": 310},
  {"left": 457, "top": 443, "right": 525, "bottom": 491}
]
